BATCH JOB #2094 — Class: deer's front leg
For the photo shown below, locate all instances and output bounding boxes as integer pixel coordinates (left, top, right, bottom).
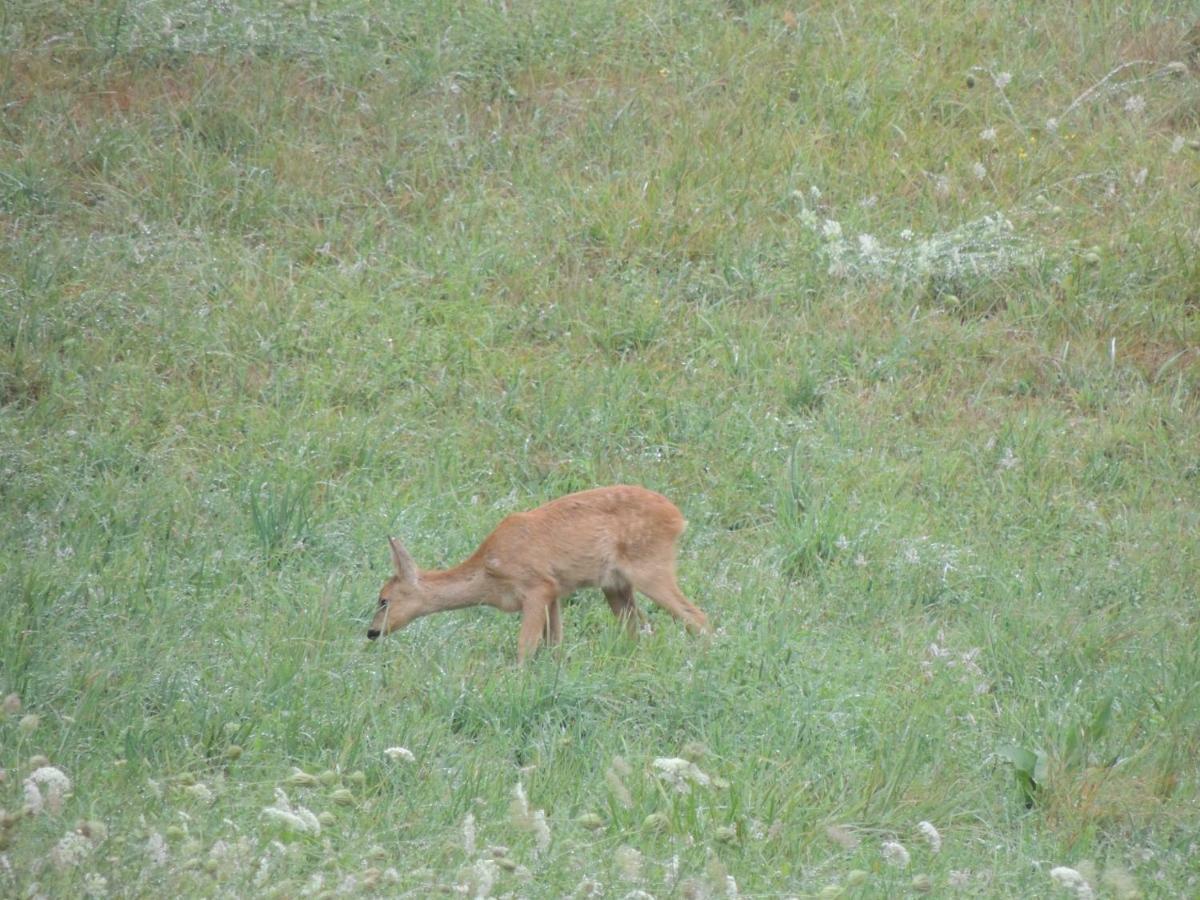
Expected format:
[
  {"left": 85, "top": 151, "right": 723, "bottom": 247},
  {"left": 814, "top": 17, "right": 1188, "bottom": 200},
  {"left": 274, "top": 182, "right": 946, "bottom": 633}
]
[
  {"left": 545, "top": 598, "right": 563, "bottom": 646},
  {"left": 517, "top": 585, "right": 556, "bottom": 663}
]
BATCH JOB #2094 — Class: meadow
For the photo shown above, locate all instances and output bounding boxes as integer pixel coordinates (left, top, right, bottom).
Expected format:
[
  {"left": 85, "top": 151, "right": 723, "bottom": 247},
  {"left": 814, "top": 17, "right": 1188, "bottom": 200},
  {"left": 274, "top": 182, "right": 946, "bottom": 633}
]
[{"left": 2, "top": 1, "right": 1199, "bottom": 896}]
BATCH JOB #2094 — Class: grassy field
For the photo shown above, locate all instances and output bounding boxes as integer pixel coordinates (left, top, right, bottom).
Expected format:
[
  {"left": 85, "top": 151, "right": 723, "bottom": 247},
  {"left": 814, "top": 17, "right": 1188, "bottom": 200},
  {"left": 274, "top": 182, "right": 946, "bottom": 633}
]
[{"left": 2, "top": 1, "right": 1199, "bottom": 896}]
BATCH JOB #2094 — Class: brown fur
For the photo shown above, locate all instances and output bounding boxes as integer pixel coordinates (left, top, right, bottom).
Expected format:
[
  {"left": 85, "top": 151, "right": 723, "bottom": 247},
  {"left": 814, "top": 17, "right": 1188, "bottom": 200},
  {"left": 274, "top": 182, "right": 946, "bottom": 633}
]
[{"left": 368, "top": 485, "right": 709, "bottom": 662}]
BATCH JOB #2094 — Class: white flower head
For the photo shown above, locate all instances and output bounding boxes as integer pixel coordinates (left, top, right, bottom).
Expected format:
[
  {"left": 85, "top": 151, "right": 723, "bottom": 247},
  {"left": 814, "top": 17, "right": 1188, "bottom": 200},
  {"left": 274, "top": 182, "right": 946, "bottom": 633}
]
[
  {"left": 1045, "top": 117, "right": 1059, "bottom": 134},
  {"left": 993, "top": 72, "right": 1012, "bottom": 90},
  {"left": 821, "top": 219, "right": 843, "bottom": 240},
  {"left": 1171, "top": 135, "right": 1186, "bottom": 155},
  {"left": 510, "top": 781, "right": 531, "bottom": 827},
  {"left": 532, "top": 809, "right": 551, "bottom": 853},
  {"left": 972, "top": 161, "right": 987, "bottom": 180},
  {"left": 652, "top": 757, "right": 710, "bottom": 794},
  {"left": 857, "top": 233, "right": 882, "bottom": 261},
  {"left": 882, "top": 840, "right": 911, "bottom": 868},
  {"left": 1123, "top": 94, "right": 1146, "bottom": 116},
  {"left": 146, "top": 832, "right": 168, "bottom": 866},
  {"left": 462, "top": 812, "right": 477, "bottom": 856},
  {"left": 980, "top": 127, "right": 997, "bottom": 142},
  {"left": 1049, "top": 866, "right": 1095, "bottom": 898},
  {"left": 24, "top": 766, "right": 71, "bottom": 815},
  {"left": 51, "top": 831, "right": 93, "bottom": 869},
  {"left": 384, "top": 746, "right": 415, "bottom": 763},
  {"left": 467, "top": 858, "right": 499, "bottom": 898},
  {"left": 261, "top": 788, "right": 320, "bottom": 834},
  {"left": 917, "top": 821, "right": 942, "bottom": 853},
  {"left": 83, "top": 872, "right": 108, "bottom": 898}
]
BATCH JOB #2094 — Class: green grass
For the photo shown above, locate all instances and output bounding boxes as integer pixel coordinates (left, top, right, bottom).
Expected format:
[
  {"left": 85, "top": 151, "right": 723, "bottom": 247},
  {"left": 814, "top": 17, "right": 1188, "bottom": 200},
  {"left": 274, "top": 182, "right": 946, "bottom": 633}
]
[{"left": 2, "top": 1, "right": 1199, "bottom": 896}]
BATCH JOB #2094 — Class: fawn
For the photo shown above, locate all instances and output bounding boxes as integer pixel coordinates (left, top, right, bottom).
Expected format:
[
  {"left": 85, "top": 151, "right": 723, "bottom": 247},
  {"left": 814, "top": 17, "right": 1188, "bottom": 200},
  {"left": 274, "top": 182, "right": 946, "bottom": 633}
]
[{"left": 367, "top": 485, "right": 709, "bottom": 662}]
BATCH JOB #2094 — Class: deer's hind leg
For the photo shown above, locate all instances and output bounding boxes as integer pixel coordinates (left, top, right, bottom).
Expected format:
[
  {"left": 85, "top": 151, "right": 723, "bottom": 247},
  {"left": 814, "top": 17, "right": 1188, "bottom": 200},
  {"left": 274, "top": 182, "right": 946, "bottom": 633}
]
[
  {"left": 544, "top": 598, "right": 563, "bottom": 646},
  {"left": 603, "top": 585, "right": 645, "bottom": 638},
  {"left": 627, "top": 565, "right": 709, "bottom": 634}
]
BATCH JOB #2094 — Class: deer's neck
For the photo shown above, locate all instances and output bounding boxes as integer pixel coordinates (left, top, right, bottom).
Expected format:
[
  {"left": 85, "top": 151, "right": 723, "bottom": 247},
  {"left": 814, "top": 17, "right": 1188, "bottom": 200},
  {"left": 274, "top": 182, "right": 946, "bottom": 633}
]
[{"left": 419, "top": 558, "right": 492, "bottom": 613}]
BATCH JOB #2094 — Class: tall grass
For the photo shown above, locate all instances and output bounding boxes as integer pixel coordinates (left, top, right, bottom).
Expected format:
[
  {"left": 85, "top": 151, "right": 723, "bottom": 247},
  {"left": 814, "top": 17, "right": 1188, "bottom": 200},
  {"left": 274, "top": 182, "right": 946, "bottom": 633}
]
[{"left": 2, "top": 1, "right": 1198, "bottom": 896}]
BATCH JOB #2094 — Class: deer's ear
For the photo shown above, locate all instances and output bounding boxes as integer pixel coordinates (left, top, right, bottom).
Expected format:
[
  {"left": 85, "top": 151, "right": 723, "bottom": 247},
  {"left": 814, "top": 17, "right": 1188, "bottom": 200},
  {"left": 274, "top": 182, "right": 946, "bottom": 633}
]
[{"left": 388, "top": 537, "right": 418, "bottom": 584}]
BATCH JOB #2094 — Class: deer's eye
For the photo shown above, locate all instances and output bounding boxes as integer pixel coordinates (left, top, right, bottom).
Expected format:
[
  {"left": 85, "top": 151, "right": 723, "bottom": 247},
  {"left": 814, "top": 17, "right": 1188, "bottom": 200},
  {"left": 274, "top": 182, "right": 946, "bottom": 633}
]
[{"left": 378, "top": 597, "right": 388, "bottom": 607}]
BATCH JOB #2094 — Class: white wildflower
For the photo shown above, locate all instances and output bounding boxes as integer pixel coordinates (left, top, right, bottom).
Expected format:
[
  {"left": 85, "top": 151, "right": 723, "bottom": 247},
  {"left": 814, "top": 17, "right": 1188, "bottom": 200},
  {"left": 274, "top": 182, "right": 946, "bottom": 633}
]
[
  {"left": 510, "top": 782, "right": 531, "bottom": 827},
  {"left": 82, "top": 872, "right": 108, "bottom": 898},
  {"left": 146, "top": 832, "right": 168, "bottom": 866},
  {"left": 798, "top": 208, "right": 819, "bottom": 229},
  {"left": 980, "top": 127, "right": 997, "bottom": 142},
  {"left": 469, "top": 858, "right": 499, "bottom": 898},
  {"left": 384, "top": 746, "right": 415, "bottom": 763},
  {"left": 1170, "top": 135, "right": 1186, "bottom": 154},
  {"left": 810, "top": 185, "right": 822, "bottom": 200},
  {"left": 1045, "top": 117, "right": 1059, "bottom": 134},
  {"left": 50, "top": 831, "right": 92, "bottom": 869},
  {"left": 917, "top": 821, "right": 942, "bottom": 852},
  {"left": 972, "top": 161, "right": 987, "bottom": 180},
  {"left": 24, "top": 778, "right": 43, "bottom": 814},
  {"left": 857, "top": 233, "right": 882, "bottom": 262},
  {"left": 933, "top": 174, "right": 950, "bottom": 197},
  {"left": 24, "top": 766, "right": 71, "bottom": 815},
  {"left": 882, "top": 840, "right": 911, "bottom": 868},
  {"left": 993, "top": 72, "right": 1012, "bottom": 90},
  {"left": 254, "top": 855, "right": 271, "bottom": 887},
  {"left": 821, "top": 219, "right": 843, "bottom": 239},
  {"left": 462, "top": 813, "right": 477, "bottom": 856},
  {"left": 664, "top": 855, "right": 680, "bottom": 889},
  {"left": 652, "top": 757, "right": 710, "bottom": 793},
  {"left": 899, "top": 229, "right": 914, "bottom": 241},
  {"left": 1050, "top": 866, "right": 1095, "bottom": 898},
  {"left": 532, "top": 809, "right": 551, "bottom": 853},
  {"left": 261, "top": 788, "right": 320, "bottom": 834},
  {"left": 1123, "top": 94, "right": 1145, "bottom": 116},
  {"left": 1133, "top": 167, "right": 1148, "bottom": 187}
]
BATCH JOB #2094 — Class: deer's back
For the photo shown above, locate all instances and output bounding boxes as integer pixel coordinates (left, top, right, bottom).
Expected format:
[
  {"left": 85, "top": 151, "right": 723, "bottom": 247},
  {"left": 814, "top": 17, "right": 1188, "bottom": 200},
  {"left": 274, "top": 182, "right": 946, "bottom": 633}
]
[{"left": 477, "top": 485, "right": 684, "bottom": 591}]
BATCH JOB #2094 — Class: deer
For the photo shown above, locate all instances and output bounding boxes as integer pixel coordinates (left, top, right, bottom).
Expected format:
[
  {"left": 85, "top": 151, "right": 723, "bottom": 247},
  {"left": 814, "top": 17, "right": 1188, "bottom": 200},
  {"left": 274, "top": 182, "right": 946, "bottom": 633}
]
[{"left": 367, "top": 485, "right": 710, "bottom": 662}]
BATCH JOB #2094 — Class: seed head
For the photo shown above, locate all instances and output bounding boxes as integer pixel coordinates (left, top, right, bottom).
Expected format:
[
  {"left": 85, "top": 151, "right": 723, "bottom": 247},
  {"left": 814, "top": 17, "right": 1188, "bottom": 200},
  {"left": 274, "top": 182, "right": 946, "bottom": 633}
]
[
  {"left": 882, "top": 840, "right": 911, "bottom": 868},
  {"left": 917, "top": 820, "right": 942, "bottom": 852}
]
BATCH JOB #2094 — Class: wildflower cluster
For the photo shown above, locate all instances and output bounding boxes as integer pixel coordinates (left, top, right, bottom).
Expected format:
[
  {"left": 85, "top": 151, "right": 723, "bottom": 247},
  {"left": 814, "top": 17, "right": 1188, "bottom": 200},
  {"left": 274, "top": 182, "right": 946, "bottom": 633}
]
[{"left": 798, "top": 202, "right": 1040, "bottom": 290}]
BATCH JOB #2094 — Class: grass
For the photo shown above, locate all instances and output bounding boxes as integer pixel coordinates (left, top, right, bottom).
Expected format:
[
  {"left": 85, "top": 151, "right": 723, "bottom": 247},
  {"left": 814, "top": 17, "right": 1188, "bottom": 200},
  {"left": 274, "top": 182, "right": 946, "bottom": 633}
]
[{"left": 2, "top": 0, "right": 1199, "bottom": 896}]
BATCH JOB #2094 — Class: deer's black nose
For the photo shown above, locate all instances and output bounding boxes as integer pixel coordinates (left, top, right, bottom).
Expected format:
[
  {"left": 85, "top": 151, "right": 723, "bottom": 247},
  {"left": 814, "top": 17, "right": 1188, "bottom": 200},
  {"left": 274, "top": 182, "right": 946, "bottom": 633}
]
[{"left": 366, "top": 629, "right": 380, "bottom": 640}]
